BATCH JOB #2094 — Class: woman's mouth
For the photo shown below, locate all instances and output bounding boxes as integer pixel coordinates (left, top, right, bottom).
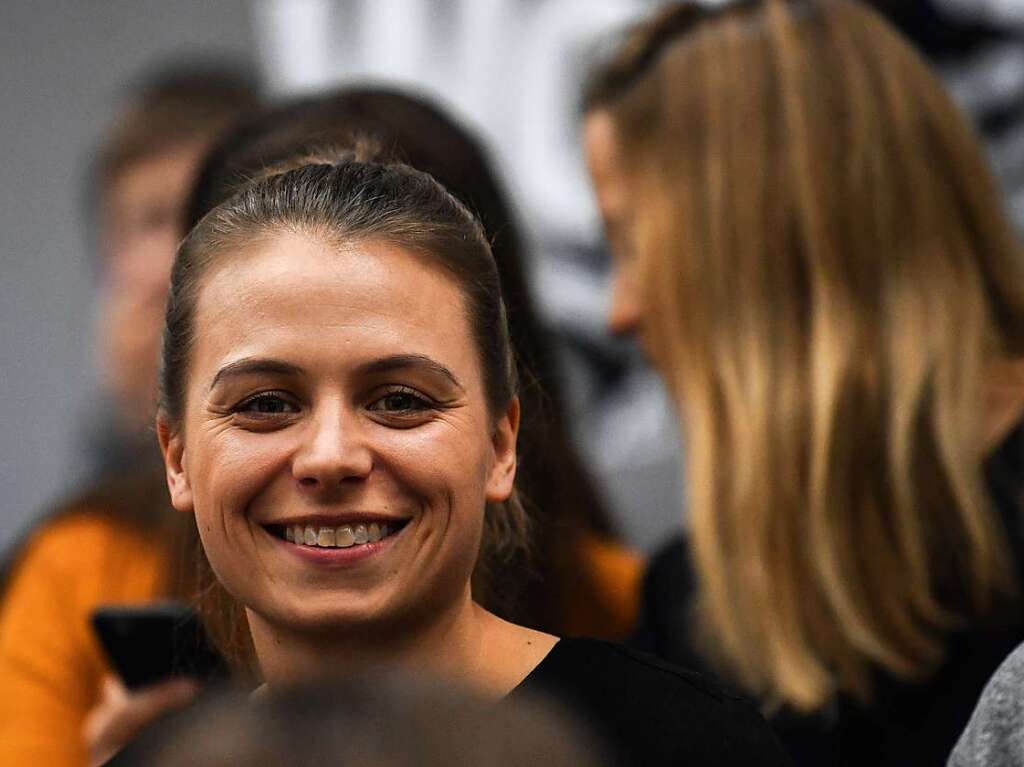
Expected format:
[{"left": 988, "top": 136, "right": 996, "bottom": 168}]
[{"left": 266, "top": 521, "right": 408, "bottom": 550}]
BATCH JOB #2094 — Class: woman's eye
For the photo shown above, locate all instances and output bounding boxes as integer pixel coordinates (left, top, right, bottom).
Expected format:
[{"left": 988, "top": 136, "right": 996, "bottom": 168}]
[
  {"left": 368, "top": 389, "right": 432, "bottom": 414},
  {"left": 234, "top": 393, "right": 299, "bottom": 416}
]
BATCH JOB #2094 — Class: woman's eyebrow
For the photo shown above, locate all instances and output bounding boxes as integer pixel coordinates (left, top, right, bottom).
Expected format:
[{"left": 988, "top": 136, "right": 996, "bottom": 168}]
[
  {"left": 209, "top": 357, "right": 304, "bottom": 391},
  {"left": 357, "top": 354, "right": 464, "bottom": 391}
]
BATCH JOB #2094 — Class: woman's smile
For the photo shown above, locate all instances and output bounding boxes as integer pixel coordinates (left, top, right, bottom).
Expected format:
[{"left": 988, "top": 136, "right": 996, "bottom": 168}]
[{"left": 266, "top": 514, "right": 412, "bottom": 566}]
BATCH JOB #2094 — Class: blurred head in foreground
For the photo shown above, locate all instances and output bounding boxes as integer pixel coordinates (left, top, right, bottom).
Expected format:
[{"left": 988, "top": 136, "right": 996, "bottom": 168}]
[
  {"left": 141, "top": 673, "right": 606, "bottom": 767},
  {"left": 584, "top": 0, "right": 1024, "bottom": 711},
  {"left": 91, "top": 64, "right": 258, "bottom": 458}
]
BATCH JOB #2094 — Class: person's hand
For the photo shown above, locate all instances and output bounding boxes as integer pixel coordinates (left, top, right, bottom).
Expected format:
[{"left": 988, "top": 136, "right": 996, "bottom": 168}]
[{"left": 83, "top": 675, "right": 200, "bottom": 767}]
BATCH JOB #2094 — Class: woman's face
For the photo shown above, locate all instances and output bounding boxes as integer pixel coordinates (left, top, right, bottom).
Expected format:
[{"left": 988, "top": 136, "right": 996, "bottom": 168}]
[
  {"left": 583, "top": 109, "right": 643, "bottom": 339},
  {"left": 159, "top": 231, "right": 518, "bottom": 636}
]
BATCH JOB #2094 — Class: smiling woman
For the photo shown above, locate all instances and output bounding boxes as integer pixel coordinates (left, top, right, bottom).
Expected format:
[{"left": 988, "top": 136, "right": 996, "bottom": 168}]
[
  {"left": 167, "top": 231, "right": 520, "bottom": 660},
  {"left": 144, "top": 153, "right": 791, "bottom": 766},
  {"left": 159, "top": 159, "right": 526, "bottom": 677}
]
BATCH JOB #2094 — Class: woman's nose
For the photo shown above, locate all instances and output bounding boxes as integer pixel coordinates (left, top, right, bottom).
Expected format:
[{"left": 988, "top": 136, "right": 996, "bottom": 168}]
[{"left": 292, "top": 406, "right": 373, "bottom": 490}]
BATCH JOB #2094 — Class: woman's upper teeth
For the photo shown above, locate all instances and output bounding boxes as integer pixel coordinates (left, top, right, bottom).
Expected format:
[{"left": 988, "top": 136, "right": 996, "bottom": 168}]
[{"left": 285, "top": 522, "right": 388, "bottom": 548}]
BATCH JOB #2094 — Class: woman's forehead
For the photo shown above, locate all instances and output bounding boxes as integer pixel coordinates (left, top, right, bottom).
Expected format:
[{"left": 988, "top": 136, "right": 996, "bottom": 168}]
[
  {"left": 199, "top": 230, "right": 461, "bottom": 308},
  {"left": 190, "top": 231, "right": 479, "bottom": 378}
]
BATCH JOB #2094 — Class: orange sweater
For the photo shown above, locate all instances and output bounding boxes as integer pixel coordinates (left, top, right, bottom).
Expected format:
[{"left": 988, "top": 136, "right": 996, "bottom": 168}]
[
  {"left": 0, "top": 513, "right": 165, "bottom": 767},
  {"left": 567, "top": 533, "right": 644, "bottom": 640}
]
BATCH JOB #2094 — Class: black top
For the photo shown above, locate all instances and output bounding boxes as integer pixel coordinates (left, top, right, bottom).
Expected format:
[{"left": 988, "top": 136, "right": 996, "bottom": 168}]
[
  {"left": 509, "top": 637, "right": 792, "bottom": 766},
  {"left": 107, "top": 637, "right": 790, "bottom": 767},
  {"left": 634, "top": 420, "right": 1024, "bottom": 767}
]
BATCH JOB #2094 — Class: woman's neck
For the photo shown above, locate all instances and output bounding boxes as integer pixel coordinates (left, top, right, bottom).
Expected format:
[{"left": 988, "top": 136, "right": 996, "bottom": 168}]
[{"left": 247, "top": 595, "right": 557, "bottom": 698}]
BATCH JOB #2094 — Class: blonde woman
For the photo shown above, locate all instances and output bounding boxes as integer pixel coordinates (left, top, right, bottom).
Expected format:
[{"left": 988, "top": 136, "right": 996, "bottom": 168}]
[{"left": 583, "top": 1, "right": 1024, "bottom": 764}]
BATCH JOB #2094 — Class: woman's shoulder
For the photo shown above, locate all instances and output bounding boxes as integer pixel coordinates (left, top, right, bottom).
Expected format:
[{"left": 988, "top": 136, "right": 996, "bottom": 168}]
[
  {"left": 949, "top": 642, "right": 1024, "bottom": 767},
  {"left": 516, "top": 637, "right": 791, "bottom": 766},
  {"left": 524, "top": 636, "right": 727, "bottom": 700}
]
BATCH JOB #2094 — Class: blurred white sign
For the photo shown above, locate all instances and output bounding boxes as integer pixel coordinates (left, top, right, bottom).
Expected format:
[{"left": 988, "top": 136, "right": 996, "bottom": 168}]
[{"left": 254, "top": 0, "right": 650, "bottom": 243}]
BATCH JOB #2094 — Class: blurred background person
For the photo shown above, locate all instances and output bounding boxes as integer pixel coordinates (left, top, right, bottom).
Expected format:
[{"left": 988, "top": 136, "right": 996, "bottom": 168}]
[
  {"left": 0, "top": 65, "right": 258, "bottom": 767},
  {"left": 88, "top": 66, "right": 260, "bottom": 475},
  {"left": 1, "top": 0, "right": 263, "bottom": 554},
  {"left": 116, "top": 673, "right": 611, "bottom": 767},
  {"left": 583, "top": 1, "right": 1024, "bottom": 765}
]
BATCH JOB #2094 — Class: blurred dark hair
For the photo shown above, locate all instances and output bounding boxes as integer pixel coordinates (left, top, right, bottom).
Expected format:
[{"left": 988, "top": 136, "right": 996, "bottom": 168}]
[
  {"left": 93, "top": 61, "right": 260, "bottom": 196},
  {"left": 182, "top": 87, "right": 621, "bottom": 637},
  {"left": 134, "top": 673, "right": 608, "bottom": 767}
]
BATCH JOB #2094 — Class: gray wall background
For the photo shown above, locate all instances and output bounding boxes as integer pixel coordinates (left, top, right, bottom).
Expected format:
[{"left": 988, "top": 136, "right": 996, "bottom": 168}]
[{"left": 0, "top": 1, "right": 257, "bottom": 547}]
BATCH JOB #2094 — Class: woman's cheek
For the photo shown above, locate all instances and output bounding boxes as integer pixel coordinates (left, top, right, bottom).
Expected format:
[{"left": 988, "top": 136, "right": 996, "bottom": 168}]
[
  {"left": 196, "top": 430, "right": 295, "bottom": 516},
  {"left": 388, "top": 417, "right": 487, "bottom": 465},
  {"left": 382, "top": 430, "right": 480, "bottom": 503}
]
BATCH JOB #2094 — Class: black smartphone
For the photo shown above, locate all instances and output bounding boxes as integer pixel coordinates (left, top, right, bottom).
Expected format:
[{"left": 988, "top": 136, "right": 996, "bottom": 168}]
[{"left": 90, "top": 602, "right": 227, "bottom": 690}]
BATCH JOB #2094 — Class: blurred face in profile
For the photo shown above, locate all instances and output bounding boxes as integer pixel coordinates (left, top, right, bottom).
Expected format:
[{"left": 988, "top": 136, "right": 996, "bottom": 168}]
[
  {"left": 99, "top": 140, "right": 206, "bottom": 433},
  {"left": 159, "top": 230, "right": 518, "bottom": 639},
  {"left": 583, "top": 109, "right": 642, "bottom": 339}
]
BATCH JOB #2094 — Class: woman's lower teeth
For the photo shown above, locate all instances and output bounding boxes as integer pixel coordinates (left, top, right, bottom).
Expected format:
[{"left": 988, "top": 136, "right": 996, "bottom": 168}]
[{"left": 285, "top": 523, "right": 388, "bottom": 548}]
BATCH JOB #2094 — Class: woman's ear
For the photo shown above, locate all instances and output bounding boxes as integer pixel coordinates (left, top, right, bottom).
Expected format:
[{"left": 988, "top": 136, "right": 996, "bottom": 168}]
[
  {"left": 157, "top": 416, "right": 194, "bottom": 513},
  {"left": 485, "top": 397, "right": 519, "bottom": 503}
]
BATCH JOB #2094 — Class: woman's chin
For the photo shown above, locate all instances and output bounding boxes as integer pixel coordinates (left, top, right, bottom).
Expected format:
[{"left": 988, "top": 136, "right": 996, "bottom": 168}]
[{"left": 245, "top": 586, "right": 411, "bottom": 638}]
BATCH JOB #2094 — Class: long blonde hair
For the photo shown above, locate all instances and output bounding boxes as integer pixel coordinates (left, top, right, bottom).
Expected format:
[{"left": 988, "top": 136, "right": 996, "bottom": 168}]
[{"left": 587, "top": 0, "right": 1024, "bottom": 710}]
